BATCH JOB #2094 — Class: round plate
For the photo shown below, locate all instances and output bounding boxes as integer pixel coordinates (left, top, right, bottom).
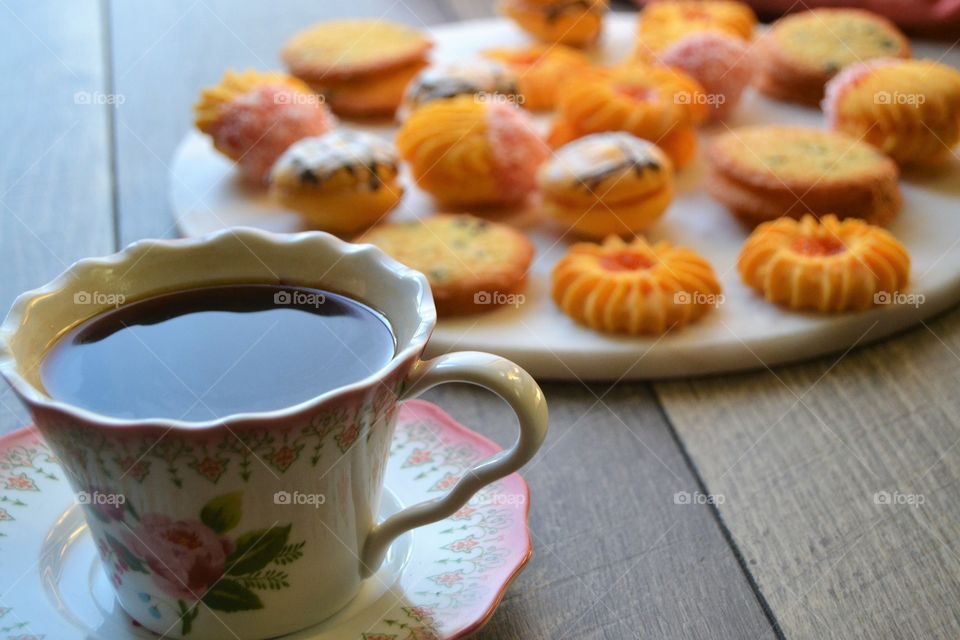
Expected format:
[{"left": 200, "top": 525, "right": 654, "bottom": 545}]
[
  {"left": 0, "top": 400, "right": 531, "bottom": 639},
  {"left": 170, "top": 14, "right": 960, "bottom": 380}
]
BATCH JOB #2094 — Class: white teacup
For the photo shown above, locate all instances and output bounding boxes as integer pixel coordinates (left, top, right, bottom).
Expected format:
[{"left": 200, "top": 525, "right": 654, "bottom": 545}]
[{"left": 0, "top": 228, "right": 548, "bottom": 640}]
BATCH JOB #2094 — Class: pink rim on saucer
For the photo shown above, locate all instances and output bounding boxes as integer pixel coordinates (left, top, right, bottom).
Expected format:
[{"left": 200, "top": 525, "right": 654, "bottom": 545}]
[{"left": 0, "top": 400, "right": 532, "bottom": 640}]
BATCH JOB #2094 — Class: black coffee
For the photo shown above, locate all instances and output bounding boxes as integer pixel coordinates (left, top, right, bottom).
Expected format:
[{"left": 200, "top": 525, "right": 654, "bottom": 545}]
[{"left": 41, "top": 285, "right": 396, "bottom": 422}]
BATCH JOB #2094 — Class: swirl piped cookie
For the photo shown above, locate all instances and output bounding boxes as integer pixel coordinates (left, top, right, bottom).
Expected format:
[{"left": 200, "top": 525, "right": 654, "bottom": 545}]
[
  {"left": 484, "top": 45, "right": 594, "bottom": 111},
  {"left": 739, "top": 214, "right": 910, "bottom": 312},
  {"left": 553, "top": 235, "right": 722, "bottom": 335},
  {"left": 538, "top": 133, "right": 674, "bottom": 238},
  {"left": 396, "top": 96, "right": 549, "bottom": 208}
]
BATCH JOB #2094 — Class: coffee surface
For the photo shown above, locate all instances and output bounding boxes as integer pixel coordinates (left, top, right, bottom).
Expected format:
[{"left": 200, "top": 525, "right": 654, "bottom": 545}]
[{"left": 41, "top": 285, "right": 396, "bottom": 422}]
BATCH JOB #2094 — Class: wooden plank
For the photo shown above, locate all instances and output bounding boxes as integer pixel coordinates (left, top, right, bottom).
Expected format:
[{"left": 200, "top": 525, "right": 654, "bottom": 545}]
[
  {"left": 656, "top": 311, "right": 960, "bottom": 639},
  {"left": 0, "top": 1, "right": 114, "bottom": 435},
  {"left": 108, "top": 0, "right": 450, "bottom": 244},
  {"left": 425, "top": 383, "right": 777, "bottom": 639}
]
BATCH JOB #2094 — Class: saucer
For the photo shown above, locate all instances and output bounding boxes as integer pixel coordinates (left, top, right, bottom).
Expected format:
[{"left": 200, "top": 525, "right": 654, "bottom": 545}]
[{"left": 0, "top": 400, "right": 531, "bottom": 639}]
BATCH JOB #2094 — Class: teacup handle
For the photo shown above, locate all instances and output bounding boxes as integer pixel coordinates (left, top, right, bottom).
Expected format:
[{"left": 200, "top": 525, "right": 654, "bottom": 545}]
[{"left": 360, "top": 351, "right": 548, "bottom": 577}]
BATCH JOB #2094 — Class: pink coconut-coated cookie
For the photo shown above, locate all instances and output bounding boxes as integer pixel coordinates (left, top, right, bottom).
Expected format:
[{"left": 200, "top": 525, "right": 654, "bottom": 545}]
[
  {"left": 658, "top": 32, "right": 753, "bottom": 122},
  {"left": 486, "top": 102, "right": 549, "bottom": 202},
  {"left": 822, "top": 58, "right": 900, "bottom": 129},
  {"left": 210, "top": 85, "right": 336, "bottom": 183}
]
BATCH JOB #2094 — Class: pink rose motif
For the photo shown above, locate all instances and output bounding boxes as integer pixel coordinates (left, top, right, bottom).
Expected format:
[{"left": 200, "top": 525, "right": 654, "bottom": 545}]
[
  {"left": 0, "top": 508, "right": 13, "bottom": 521},
  {"left": 336, "top": 422, "right": 360, "bottom": 452},
  {"left": 430, "top": 473, "right": 460, "bottom": 492},
  {"left": 446, "top": 536, "right": 480, "bottom": 553},
  {"left": 270, "top": 445, "right": 300, "bottom": 472},
  {"left": 4, "top": 473, "right": 37, "bottom": 491},
  {"left": 406, "top": 606, "right": 434, "bottom": 621},
  {"left": 449, "top": 505, "right": 477, "bottom": 521},
  {"left": 124, "top": 515, "right": 229, "bottom": 601},
  {"left": 116, "top": 456, "right": 150, "bottom": 483},
  {"left": 429, "top": 570, "right": 464, "bottom": 587},
  {"left": 190, "top": 457, "right": 227, "bottom": 483},
  {"left": 403, "top": 448, "right": 434, "bottom": 468}
]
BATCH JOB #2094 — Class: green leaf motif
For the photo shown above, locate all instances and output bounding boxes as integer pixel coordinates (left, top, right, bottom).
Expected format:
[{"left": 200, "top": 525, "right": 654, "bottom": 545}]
[
  {"left": 236, "top": 569, "right": 290, "bottom": 591},
  {"left": 202, "top": 579, "right": 263, "bottom": 612},
  {"left": 178, "top": 599, "right": 200, "bottom": 635},
  {"left": 105, "top": 533, "right": 147, "bottom": 573},
  {"left": 200, "top": 492, "right": 243, "bottom": 534},
  {"left": 272, "top": 541, "right": 305, "bottom": 566},
  {"left": 226, "top": 524, "right": 291, "bottom": 575}
]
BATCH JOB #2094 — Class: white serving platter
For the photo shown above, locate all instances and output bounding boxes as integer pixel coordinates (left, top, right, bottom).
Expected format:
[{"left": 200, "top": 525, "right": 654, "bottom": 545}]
[{"left": 170, "top": 13, "right": 960, "bottom": 380}]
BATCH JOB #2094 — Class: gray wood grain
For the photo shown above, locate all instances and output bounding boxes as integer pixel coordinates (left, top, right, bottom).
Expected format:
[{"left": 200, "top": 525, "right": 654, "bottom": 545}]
[
  {"left": 424, "top": 383, "right": 776, "bottom": 639},
  {"left": 656, "top": 310, "right": 960, "bottom": 639},
  {"left": 0, "top": 0, "right": 114, "bottom": 434}
]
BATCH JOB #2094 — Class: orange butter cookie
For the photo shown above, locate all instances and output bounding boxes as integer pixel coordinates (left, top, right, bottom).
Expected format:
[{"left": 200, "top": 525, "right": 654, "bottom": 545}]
[
  {"left": 268, "top": 130, "right": 402, "bottom": 236},
  {"left": 824, "top": 58, "right": 960, "bottom": 167},
  {"left": 549, "top": 65, "right": 706, "bottom": 168},
  {"left": 396, "top": 96, "right": 549, "bottom": 208},
  {"left": 498, "top": 0, "right": 608, "bottom": 48},
  {"left": 538, "top": 133, "right": 674, "bottom": 238},
  {"left": 738, "top": 214, "right": 910, "bottom": 312},
  {"left": 193, "top": 69, "right": 336, "bottom": 183},
  {"left": 755, "top": 9, "right": 910, "bottom": 106},
  {"left": 281, "top": 20, "right": 433, "bottom": 118},
  {"left": 360, "top": 214, "right": 534, "bottom": 317},
  {"left": 553, "top": 235, "right": 721, "bottom": 335},
  {"left": 707, "top": 126, "right": 901, "bottom": 226},
  {"left": 484, "top": 45, "right": 594, "bottom": 111},
  {"left": 633, "top": 0, "right": 756, "bottom": 61}
]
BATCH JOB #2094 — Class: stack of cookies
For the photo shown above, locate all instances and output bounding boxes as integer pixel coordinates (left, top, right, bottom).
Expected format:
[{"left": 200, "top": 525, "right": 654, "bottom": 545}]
[{"left": 281, "top": 20, "right": 433, "bottom": 118}]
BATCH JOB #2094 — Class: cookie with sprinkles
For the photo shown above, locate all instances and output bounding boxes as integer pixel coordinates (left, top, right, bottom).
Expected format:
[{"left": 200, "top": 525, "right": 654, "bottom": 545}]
[
  {"left": 707, "top": 126, "right": 901, "bottom": 227},
  {"left": 359, "top": 214, "right": 534, "bottom": 316},
  {"left": 755, "top": 8, "right": 910, "bottom": 106},
  {"left": 538, "top": 132, "right": 675, "bottom": 239},
  {"left": 269, "top": 130, "right": 403, "bottom": 236}
]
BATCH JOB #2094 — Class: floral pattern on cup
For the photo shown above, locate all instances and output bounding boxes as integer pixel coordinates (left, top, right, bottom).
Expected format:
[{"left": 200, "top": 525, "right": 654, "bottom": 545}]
[{"left": 91, "top": 491, "right": 304, "bottom": 636}]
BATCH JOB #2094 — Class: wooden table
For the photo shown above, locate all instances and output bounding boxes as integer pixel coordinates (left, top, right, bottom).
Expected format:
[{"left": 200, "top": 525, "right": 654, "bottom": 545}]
[{"left": 2, "top": 2, "right": 959, "bottom": 638}]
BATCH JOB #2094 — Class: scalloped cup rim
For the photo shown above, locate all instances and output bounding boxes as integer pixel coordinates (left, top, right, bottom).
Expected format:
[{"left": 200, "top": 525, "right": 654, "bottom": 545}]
[{"left": 0, "top": 226, "right": 436, "bottom": 431}]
